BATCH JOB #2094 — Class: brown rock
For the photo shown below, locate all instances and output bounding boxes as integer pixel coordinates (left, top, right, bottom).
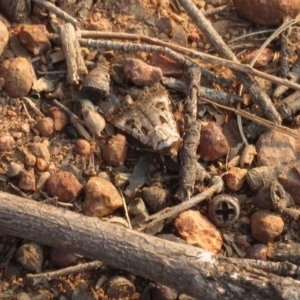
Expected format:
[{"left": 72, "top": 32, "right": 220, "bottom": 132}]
[
  {"left": 123, "top": 58, "right": 163, "bottom": 86},
  {"left": 74, "top": 139, "right": 91, "bottom": 155},
  {"left": 47, "top": 107, "right": 69, "bottom": 131},
  {"left": 197, "top": 122, "right": 229, "bottom": 161},
  {"left": 24, "top": 152, "right": 36, "bottom": 168},
  {"left": 142, "top": 186, "right": 169, "bottom": 213},
  {"left": 243, "top": 48, "right": 274, "bottom": 68},
  {"left": 36, "top": 117, "right": 54, "bottom": 136},
  {"left": 246, "top": 244, "right": 268, "bottom": 260},
  {"left": 46, "top": 171, "right": 83, "bottom": 202},
  {"left": 102, "top": 134, "right": 127, "bottom": 166},
  {"left": 0, "top": 19, "right": 8, "bottom": 56},
  {"left": 0, "top": 57, "right": 32, "bottom": 98},
  {"left": 17, "top": 24, "right": 51, "bottom": 55},
  {"left": 36, "top": 158, "right": 48, "bottom": 171},
  {"left": 83, "top": 177, "right": 123, "bottom": 217},
  {"left": 174, "top": 210, "right": 222, "bottom": 253},
  {"left": 250, "top": 210, "right": 284, "bottom": 244},
  {"left": 0, "top": 135, "right": 14, "bottom": 150},
  {"left": 224, "top": 167, "right": 248, "bottom": 191},
  {"left": 49, "top": 247, "right": 76, "bottom": 268},
  {"left": 18, "top": 170, "right": 35, "bottom": 192},
  {"left": 106, "top": 276, "right": 135, "bottom": 300},
  {"left": 15, "top": 242, "right": 43, "bottom": 273},
  {"left": 29, "top": 141, "right": 50, "bottom": 163}
]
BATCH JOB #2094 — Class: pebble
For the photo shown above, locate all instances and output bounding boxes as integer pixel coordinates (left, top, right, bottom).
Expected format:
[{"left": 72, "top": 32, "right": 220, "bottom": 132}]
[
  {"left": 36, "top": 117, "right": 54, "bottom": 136},
  {"left": 24, "top": 152, "right": 37, "bottom": 167},
  {"left": 29, "top": 141, "right": 50, "bottom": 163},
  {"left": 123, "top": 58, "right": 163, "bottom": 86},
  {"left": 6, "top": 161, "right": 23, "bottom": 177},
  {"left": 250, "top": 210, "right": 284, "bottom": 244},
  {"left": 83, "top": 177, "right": 123, "bottom": 217},
  {"left": 197, "top": 122, "right": 229, "bottom": 161},
  {"left": 0, "top": 57, "right": 33, "bottom": 98},
  {"left": 16, "top": 24, "right": 51, "bottom": 55},
  {"left": 174, "top": 210, "right": 222, "bottom": 253},
  {"left": 0, "top": 19, "right": 8, "bottom": 56},
  {"left": 142, "top": 186, "right": 169, "bottom": 213},
  {"left": 243, "top": 48, "right": 274, "bottom": 67},
  {"left": 13, "top": 293, "right": 31, "bottom": 300},
  {"left": 224, "top": 167, "right": 248, "bottom": 191},
  {"left": 15, "top": 242, "right": 44, "bottom": 273},
  {"left": 106, "top": 276, "right": 135, "bottom": 300},
  {"left": 0, "top": 135, "right": 14, "bottom": 151},
  {"left": 102, "top": 134, "right": 127, "bottom": 166},
  {"left": 72, "top": 287, "right": 92, "bottom": 300},
  {"left": 36, "top": 158, "right": 48, "bottom": 171},
  {"left": 46, "top": 171, "right": 83, "bottom": 202},
  {"left": 47, "top": 107, "right": 69, "bottom": 131},
  {"left": 74, "top": 139, "right": 91, "bottom": 155},
  {"left": 246, "top": 244, "right": 268, "bottom": 260},
  {"left": 49, "top": 247, "right": 77, "bottom": 268},
  {"left": 18, "top": 170, "right": 35, "bottom": 192}
]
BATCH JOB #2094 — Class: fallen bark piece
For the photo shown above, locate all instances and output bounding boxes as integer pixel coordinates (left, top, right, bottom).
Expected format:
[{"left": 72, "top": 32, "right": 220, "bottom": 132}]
[
  {"left": 0, "top": 191, "right": 299, "bottom": 299},
  {"left": 174, "top": 210, "right": 222, "bottom": 253},
  {"left": 268, "top": 243, "right": 300, "bottom": 264},
  {"left": 83, "top": 177, "right": 123, "bottom": 217}
]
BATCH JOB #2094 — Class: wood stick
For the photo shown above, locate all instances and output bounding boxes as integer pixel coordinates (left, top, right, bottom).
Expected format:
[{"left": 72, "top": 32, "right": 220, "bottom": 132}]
[
  {"left": 79, "top": 31, "right": 300, "bottom": 92},
  {"left": 0, "top": 191, "right": 299, "bottom": 299}
]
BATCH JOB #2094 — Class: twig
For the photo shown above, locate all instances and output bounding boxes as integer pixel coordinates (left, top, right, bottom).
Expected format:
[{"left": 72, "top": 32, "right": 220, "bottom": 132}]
[
  {"left": 276, "top": 90, "right": 300, "bottom": 119},
  {"left": 79, "top": 39, "right": 231, "bottom": 88},
  {"left": 24, "top": 261, "right": 103, "bottom": 286},
  {"left": 178, "top": 0, "right": 281, "bottom": 124},
  {"left": 79, "top": 32, "right": 300, "bottom": 92},
  {"left": 32, "top": 0, "right": 79, "bottom": 27},
  {"left": 179, "top": 68, "right": 202, "bottom": 201},
  {"left": 139, "top": 176, "right": 224, "bottom": 231},
  {"left": 52, "top": 99, "right": 92, "bottom": 141},
  {"left": 119, "top": 188, "right": 132, "bottom": 230},
  {"left": 58, "top": 23, "right": 87, "bottom": 84},
  {"left": 203, "top": 4, "right": 230, "bottom": 17}
]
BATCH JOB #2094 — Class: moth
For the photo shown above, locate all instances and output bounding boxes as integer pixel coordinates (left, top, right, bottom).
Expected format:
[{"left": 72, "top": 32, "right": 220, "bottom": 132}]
[{"left": 98, "top": 84, "right": 180, "bottom": 160}]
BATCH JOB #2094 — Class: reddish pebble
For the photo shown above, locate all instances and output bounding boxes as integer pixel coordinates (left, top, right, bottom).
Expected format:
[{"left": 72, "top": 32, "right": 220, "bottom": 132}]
[
  {"left": 197, "top": 122, "right": 229, "bottom": 161},
  {"left": 0, "top": 19, "right": 8, "bottom": 56},
  {"left": 0, "top": 135, "right": 14, "bottom": 151},
  {"left": 36, "top": 117, "right": 54, "bottom": 136},
  {"left": 18, "top": 170, "right": 35, "bottom": 192},
  {"left": 243, "top": 48, "right": 274, "bottom": 68},
  {"left": 83, "top": 177, "right": 123, "bottom": 217},
  {"left": 224, "top": 167, "right": 248, "bottom": 191},
  {"left": 49, "top": 247, "right": 76, "bottom": 268},
  {"left": 174, "top": 210, "right": 222, "bottom": 253},
  {"left": 36, "top": 158, "right": 48, "bottom": 171},
  {"left": 74, "top": 139, "right": 91, "bottom": 155},
  {"left": 123, "top": 58, "right": 163, "bottom": 86},
  {"left": 250, "top": 210, "right": 284, "bottom": 244},
  {"left": 0, "top": 57, "right": 33, "bottom": 98},
  {"left": 17, "top": 24, "right": 51, "bottom": 55},
  {"left": 103, "top": 134, "right": 127, "bottom": 167},
  {"left": 246, "top": 243, "right": 268, "bottom": 260},
  {"left": 47, "top": 107, "right": 69, "bottom": 131},
  {"left": 188, "top": 31, "right": 201, "bottom": 43},
  {"left": 46, "top": 171, "right": 83, "bottom": 202}
]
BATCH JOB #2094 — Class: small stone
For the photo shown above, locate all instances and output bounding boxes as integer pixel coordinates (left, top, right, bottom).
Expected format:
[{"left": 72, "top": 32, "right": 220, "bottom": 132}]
[
  {"left": 47, "top": 107, "right": 69, "bottom": 131},
  {"left": 46, "top": 171, "right": 83, "bottom": 202},
  {"left": 246, "top": 244, "right": 268, "bottom": 260},
  {"left": 17, "top": 24, "right": 51, "bottom": 55},
  {"left": 6, "top": 162, "right": 23, "bottom": 177},
  {"left": 36, "top": 117, "right": 54, "bottom": 136},
  {"left": 102, "top": 134, "right": 127, "bottom": 166},
  {"left": 106, "top": 276, "right": 135, "bottom": 300},
  {"left": 243, "top": 48, "right": 274, "bottom": 68},
  {"left": 36, "top": 158, "right": 48, "bottom": 171},
  {"left": 74, "top": 139, "right": 91, "bottom": 155},
  {"left": 72, "top": 287, "right": 91, "bottom": 300},
  {"left": 0, "top": 19, "right": 9, "bottom": 56},
  {"left": 123, "top": 58, "right": 163, "bottom": 86},
  {"left": 197, "top": 122, "right": 229, "bottom": 161},
  {"left": 224, "top": 167, "right": 248, "bottom": 191},
  {"left": 142, "top": 186, "right": 169, "bottom": 213},
  {"left": 174, "top": 210, "right": 222, "bottom": 253},
  {"left": 24, "top": 152, "right": 36, "bottom": 168},
  {"left": 149, "top": 54, "right": 183, "bottom": 77},
  {"left": 0, "top": 57, "right": 32, "bottom": 98},
  {"left": 15, "top": 242, "right": 43, "bottom": 273},
  {"left": 18, "top": 170, "right": 35, "bottom": 192},
  {"left": 13, "top": 293, "right": 31, "bottom": 300},
  {"left": 49, "top": 247, "right": 76, "bottom": 268},
  {"left": 250, "top": 210, "right": 284, "bottom": 244},
  {"left": 83, "top": 177, "right": 123, "bottom": 217},
  {"left": 0, "top": 135, "right": 14, "bottom": 151},
  {"left": 29, "top": 141, "right": 50, "bottom": 163}
]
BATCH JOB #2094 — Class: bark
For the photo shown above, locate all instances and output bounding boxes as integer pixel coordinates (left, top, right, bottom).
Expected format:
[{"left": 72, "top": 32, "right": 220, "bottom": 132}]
[{"left": 0, "top": 192, "right": 300, "bottom": 299}]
